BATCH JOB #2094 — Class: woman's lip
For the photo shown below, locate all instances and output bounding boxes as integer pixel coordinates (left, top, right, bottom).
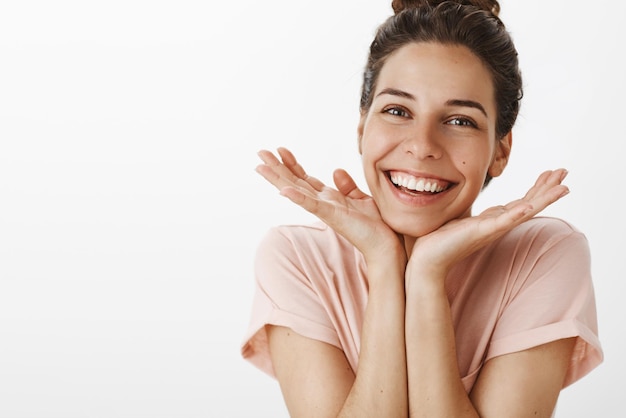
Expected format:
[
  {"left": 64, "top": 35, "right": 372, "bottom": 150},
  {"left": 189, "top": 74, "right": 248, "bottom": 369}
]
[
  {"left": 387, "top": 170, "right": 452, "bottom": 184},
  {"left": 384, "top": 170, "right": 456, "bottom": 204},
  {"left": 386, "top": 170, "right": 455, "bottom": 190}
]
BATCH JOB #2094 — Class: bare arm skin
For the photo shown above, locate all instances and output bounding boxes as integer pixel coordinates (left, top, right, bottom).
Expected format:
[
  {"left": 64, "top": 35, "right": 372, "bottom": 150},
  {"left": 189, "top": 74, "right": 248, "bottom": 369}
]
[
  {"left": 267, "top": 326, "right": 355, "bottom": 417},
  {"left": 269, "top": 261, "right": 408, "bottom": 417},
  {"left": 259, "top": 148, "right": 409, "bottom": 417},
  {"left": 403, "top": 169, "right": 574, "bottom": 417},
  {"left": 470, "top": 338, "right": 576, "bottom": 417},
  {"left": 404, "top": 274, "right": 575, "bottom": 418},
  {"left": 257, "top": 148, "right": 574, "bottom": 417}
]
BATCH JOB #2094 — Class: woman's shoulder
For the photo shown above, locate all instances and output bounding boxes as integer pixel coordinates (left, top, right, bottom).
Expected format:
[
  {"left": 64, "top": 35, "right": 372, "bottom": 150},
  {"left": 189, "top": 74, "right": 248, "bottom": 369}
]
[
  {"left": 257, "top": 221, "right": 361, "bottom": 266},
  {"left": 261, "top": 221, "right": 342, "bottom": 247},
  {"left": 506, "top": 216, "right": 586, "bottom": 244},
  {"left": 254, "top": 222, "right": 367, "bottom": 305},
  {"left": 492, "top": 216, "right": 590, "bottom": 265}
]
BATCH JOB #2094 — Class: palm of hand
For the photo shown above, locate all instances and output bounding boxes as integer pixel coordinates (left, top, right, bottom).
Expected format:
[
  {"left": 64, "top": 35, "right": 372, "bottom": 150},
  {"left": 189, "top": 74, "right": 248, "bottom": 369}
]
[
  {"left": 408, "top": 169, "right": 569, "bottom": 276},
  {"left": 256, "top": 148, "right": 400, "bottom": 257}
]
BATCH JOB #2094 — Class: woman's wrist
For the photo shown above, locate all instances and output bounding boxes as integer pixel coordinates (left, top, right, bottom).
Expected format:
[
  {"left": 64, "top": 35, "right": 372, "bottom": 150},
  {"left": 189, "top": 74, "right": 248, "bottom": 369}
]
[
  {"left": 405, "top": 259, "right": 448, "bottom": 293},
  {"left": 365, "top": 244, "right": 406, "bottom": 269},
  {"left": 364, "top": 249, "right": 407, "bottom": 289}
]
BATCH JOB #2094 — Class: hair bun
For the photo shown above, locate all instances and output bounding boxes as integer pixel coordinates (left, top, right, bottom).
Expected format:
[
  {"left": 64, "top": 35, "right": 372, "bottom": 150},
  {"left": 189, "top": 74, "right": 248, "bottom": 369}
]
[
  {"left": 391, "top": 0, "right": 427, "bottom": 13},
  {"left": 391, "top": 0, "right": 500, "bottom": 16}
]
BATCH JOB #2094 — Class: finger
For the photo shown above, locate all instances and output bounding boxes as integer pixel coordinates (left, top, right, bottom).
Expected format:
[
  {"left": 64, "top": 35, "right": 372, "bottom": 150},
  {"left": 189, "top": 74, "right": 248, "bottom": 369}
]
[
  {"left": 494, "top": 169, "right": 568, "bottom": 221},
  {"left": 277, "top": 147, "right": 326, "bottom": 191},
  {"left": 256, "top": 156, "right": 311, "bottom": 192},
  {"left": 280, "top": 185, "right": 343, "bottom": 223},
  {"left": 333, "top": 169, "right": 369, "bottom": 200},
  {"left": 478, "top": 201, "right": 532, "bottom": 224},
  {"left": 257, "top": 149, "right": 322, "bottom": 194},
  {"left": 277, "top": 147, "right": 306, "bottom": 178},
  {"left": 256, "top": 157, "right": 333, "bottom": 216},
  {"left": 501, "top": 170, "right": 564, "bottom": 207},
  {"left": 257, "top": 149, "right": 281, "bottom": 167},
  {"left": 523, "top": 169, "right": 569, "bottom": 207},
  {"left": 524, "top": 169, "right": 567, "bottom": 198},
  {"left": 255, "top": 163, "right": 292, "bottom": 190}
]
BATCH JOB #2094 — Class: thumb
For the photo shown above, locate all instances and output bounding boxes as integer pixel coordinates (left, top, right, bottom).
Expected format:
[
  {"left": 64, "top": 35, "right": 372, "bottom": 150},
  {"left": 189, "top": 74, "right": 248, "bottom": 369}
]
[{"left": 333, "top": 169, "right": 369, "bottom": 200}]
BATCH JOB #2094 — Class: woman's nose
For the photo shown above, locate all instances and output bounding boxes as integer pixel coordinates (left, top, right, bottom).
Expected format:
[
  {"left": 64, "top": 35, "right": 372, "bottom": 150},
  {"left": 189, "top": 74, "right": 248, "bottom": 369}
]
[{"left": 402, "top": 122, "right": 443, "bottom": 160}]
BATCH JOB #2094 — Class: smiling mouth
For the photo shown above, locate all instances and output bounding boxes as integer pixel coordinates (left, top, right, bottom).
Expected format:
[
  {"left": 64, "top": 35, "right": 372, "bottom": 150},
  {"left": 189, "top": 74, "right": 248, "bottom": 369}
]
[{"left": 388, "top": 171, "right": 453, "bottom": 195}]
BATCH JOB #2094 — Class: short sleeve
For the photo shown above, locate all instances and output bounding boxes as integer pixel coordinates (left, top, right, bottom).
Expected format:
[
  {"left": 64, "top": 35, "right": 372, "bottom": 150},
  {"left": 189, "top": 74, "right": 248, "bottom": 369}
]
[
  {"left": 240, "top": 226, "right": 340, "bottom": 378},
  {"left": 487, "top": 220, "right": 603, "bottom": 387}
]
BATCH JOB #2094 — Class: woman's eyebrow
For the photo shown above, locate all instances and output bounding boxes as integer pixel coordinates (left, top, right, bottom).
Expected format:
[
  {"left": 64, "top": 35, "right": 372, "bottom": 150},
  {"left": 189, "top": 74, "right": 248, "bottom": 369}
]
[
  {"left": 446, "top": 99, "right": 487, "bottom": 117},
  {"left": 376, "top": 87, "right": 416, "bottom": 100}
]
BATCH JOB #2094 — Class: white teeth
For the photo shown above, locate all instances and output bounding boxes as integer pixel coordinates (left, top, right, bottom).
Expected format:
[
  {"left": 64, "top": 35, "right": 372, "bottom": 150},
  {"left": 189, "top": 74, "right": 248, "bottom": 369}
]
[{"left": 390, "top": 173, "right": 446, "bottom": 193}]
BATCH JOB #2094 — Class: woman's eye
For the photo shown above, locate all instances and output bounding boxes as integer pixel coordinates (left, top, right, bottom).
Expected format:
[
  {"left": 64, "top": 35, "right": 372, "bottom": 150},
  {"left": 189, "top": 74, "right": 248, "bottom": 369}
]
[
  {"left": 447, "top": 117, "right": 476, "bottom": 128},
  {"left": 384, "top": 107, "right": 409, "bottom": 118}
]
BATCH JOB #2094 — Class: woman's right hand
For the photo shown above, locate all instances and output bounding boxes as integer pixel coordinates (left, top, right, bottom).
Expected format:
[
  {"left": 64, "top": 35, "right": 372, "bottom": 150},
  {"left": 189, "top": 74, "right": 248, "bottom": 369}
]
[{"left": 256, "top": 147, "right": 405, "bottom": 264}]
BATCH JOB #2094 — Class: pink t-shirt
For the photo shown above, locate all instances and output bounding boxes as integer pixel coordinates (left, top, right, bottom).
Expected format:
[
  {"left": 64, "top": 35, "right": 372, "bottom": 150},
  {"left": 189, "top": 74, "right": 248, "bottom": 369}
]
[{"left": 241, "top": 216, "right": 603, "bottom": 392}]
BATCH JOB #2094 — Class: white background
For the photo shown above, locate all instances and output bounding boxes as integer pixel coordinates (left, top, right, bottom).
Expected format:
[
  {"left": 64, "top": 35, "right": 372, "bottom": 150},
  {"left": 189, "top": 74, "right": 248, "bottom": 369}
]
[{"left": 0, "top": 1, "right": 623, "bottom": 417}]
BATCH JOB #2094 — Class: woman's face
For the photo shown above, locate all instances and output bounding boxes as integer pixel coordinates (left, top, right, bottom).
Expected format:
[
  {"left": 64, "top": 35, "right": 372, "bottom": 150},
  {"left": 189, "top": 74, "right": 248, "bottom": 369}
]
[{"left": 359, "top": 42, "right": 510, "bottom": 238}]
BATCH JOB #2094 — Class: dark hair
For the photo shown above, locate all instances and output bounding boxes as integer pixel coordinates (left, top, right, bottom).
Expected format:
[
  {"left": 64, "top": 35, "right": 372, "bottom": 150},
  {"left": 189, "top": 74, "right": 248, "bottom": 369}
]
[{"left": 360, "top": 0, "right": 522, "bottom": 142}]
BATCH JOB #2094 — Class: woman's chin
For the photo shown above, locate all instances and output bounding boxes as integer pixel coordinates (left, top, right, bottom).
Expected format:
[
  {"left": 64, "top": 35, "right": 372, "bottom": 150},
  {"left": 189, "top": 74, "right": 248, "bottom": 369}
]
[{"left": 383, "top": 217, "right": 443, "bottom": 239}]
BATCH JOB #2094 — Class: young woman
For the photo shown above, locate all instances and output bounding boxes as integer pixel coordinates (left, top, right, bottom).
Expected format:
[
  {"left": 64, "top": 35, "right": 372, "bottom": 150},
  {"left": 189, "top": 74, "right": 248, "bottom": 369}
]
[{"left": 242, "top": 1, "right": 603, "bottom": 416}]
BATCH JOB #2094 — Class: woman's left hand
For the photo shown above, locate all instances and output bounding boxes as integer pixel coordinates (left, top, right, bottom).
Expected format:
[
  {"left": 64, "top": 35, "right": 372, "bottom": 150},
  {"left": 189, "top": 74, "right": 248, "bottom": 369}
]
[{"left": 407, "top": 169, "right": 570, "bottom": 278}]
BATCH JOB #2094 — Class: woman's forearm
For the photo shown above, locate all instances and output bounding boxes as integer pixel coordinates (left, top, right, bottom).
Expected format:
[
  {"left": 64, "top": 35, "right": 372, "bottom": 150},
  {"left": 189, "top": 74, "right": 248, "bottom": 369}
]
[
  {"left": 339, "top": 260, "right": 408, "bottom": 417},
  {"left": 404, "top": 272, "right": 479, "bottom": 418}
]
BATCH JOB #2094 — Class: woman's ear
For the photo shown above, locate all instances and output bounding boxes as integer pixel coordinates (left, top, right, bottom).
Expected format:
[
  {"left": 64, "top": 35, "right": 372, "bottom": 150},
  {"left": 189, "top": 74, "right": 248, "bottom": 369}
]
[
  {"left": 488, "top": 132, "right": 512, "bottom": 178},
  {"left": 357, "top": 113, "right": 366, "bottom": 154}
]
